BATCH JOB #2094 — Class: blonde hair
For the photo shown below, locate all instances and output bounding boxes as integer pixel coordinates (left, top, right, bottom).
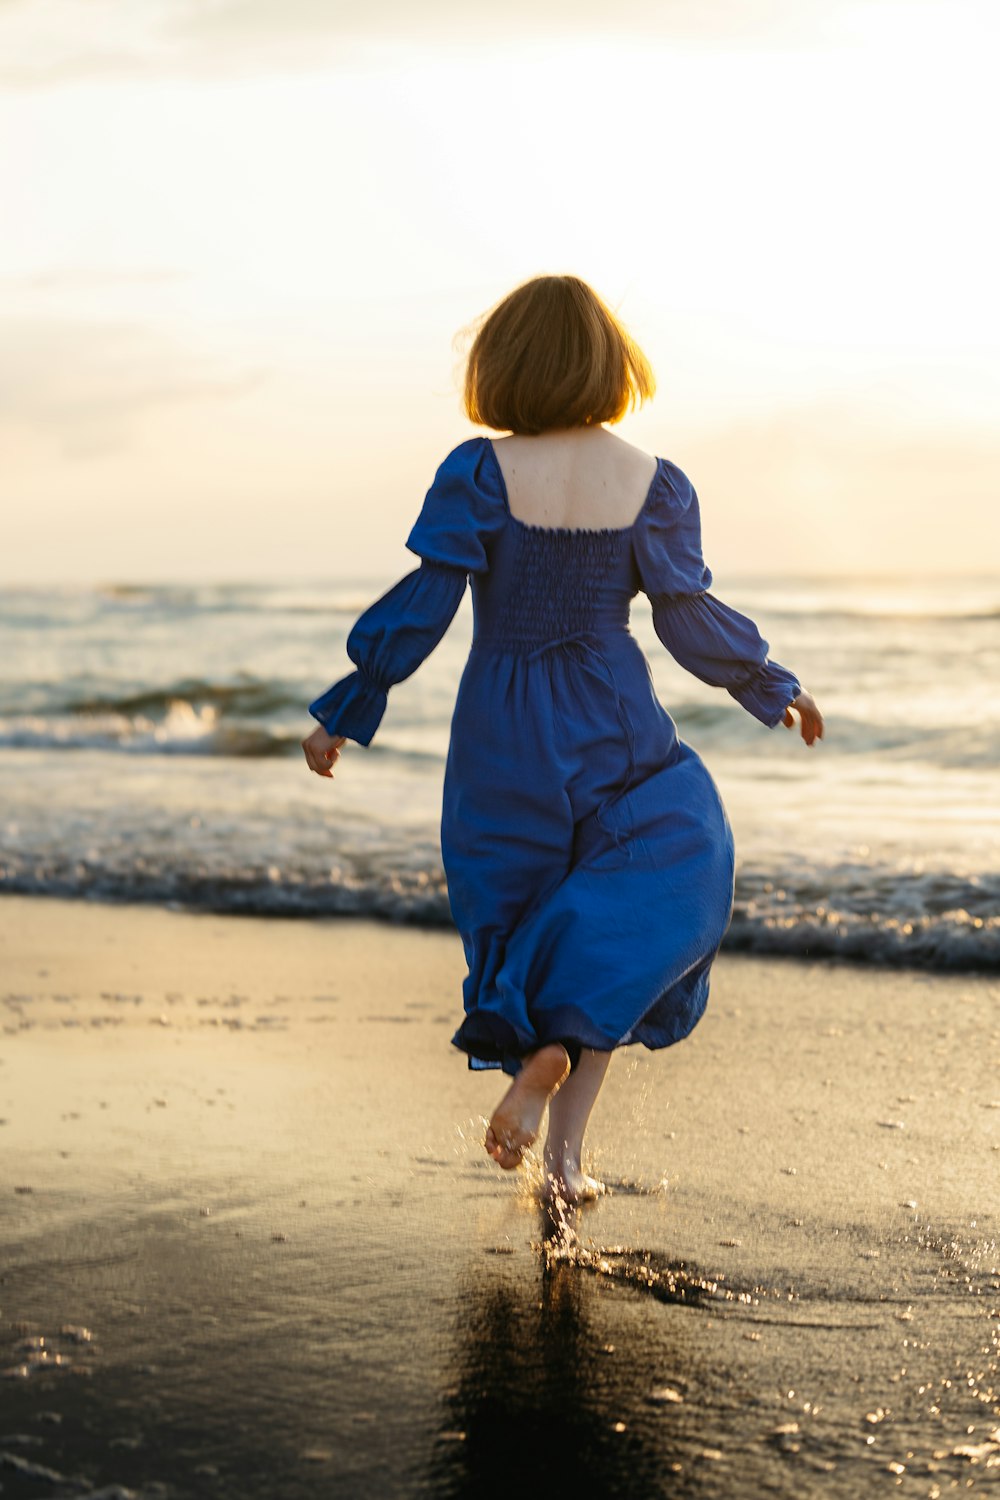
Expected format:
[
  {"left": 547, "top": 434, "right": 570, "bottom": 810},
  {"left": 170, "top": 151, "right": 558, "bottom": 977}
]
[{"left": 459, "top": 274, "right": 656, "bottom": 435}]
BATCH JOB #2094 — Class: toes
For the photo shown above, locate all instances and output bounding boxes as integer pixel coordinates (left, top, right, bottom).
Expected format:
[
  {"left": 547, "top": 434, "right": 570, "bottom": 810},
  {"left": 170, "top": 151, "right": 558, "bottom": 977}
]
[
  {"left": 485, "top": 1123, "right": 528, "bottom": 1169},
  {"left": 485, "top": 1122, "right": 530, "bottom": 1164},
  {"left": 496, "top": 1134, "right": 527, "bottom": 1169}
]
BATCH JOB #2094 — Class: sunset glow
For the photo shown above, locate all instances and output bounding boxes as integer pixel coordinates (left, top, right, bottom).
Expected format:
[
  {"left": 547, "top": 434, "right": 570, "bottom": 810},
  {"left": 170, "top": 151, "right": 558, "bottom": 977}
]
[{"left": 2, "top": 0, "right": 997, "bottom": 579}]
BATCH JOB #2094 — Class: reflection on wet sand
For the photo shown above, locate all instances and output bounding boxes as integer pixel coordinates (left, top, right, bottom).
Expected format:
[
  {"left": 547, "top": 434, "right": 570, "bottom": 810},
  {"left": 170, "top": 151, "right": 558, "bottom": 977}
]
[{"left": 430, "top": 1215, "right": 692, "bottom": 1498}]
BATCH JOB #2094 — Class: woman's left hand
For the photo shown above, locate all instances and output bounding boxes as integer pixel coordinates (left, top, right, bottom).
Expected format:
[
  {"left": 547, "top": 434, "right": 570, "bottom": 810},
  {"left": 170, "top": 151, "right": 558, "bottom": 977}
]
[
  {"left": 781, "top": 689, "right": 824, "bottom": 746},
  {"left": 302, "top": 725, "right": 346, "bottom": 778}
]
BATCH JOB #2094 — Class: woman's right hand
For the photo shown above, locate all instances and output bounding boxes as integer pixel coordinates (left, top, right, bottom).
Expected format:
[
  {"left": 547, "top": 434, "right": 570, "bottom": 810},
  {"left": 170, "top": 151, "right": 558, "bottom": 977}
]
[
  {"left": 302, "top": 725, "right": 346, "bottom": 778},
  {"left": 782, "top": 690, "right": 824, "bottom": 746}
]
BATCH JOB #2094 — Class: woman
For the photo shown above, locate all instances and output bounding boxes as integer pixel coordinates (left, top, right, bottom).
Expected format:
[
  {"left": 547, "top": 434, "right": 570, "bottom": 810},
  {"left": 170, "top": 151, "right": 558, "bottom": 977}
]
[{"left": 302, "top": 275, "right": 823, "bottom": 1205}]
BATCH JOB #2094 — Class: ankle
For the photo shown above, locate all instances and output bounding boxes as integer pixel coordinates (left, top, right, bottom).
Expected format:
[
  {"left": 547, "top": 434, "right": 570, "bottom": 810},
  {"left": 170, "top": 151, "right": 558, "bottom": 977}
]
[{"left": 544, "top": 1143, "right": 582, "bottom": 1175}]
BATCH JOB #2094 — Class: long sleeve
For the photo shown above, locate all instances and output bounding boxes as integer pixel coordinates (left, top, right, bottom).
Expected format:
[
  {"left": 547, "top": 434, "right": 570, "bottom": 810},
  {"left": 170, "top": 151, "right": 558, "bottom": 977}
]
[
  {"left": 633, "top": 460, "right": 801, "bottom": 729},
  {"left": 649, "top": 591, "right": 801, "bottom": 728},
  {"left": 308, "top": 438, "right": 505, "bottom": 746},
  {"left": 308, "top": 562, "right": 468, "bottom": 745}
]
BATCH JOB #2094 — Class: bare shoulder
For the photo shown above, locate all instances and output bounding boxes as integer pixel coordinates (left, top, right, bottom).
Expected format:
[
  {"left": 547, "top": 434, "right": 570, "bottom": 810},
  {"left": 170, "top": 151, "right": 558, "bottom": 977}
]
[
  {"left": 601, "top": 429, "right": 659, "bottom": 481},
  {"left": 601, "top": 428, "right": 656, "bottom": 460}
]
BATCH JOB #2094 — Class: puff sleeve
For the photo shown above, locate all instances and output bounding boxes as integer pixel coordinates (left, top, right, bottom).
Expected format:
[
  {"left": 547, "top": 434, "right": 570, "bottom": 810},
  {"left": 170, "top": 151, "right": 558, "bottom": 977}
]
[
  {"left": 634, "top": 461, "right": 802, "bottom": 729},
  {"left": 404, "top": 436, "right": 507, "bottom": 571},
  {"left": 307, "top": 439, "right": 503, "bottom": 746}
]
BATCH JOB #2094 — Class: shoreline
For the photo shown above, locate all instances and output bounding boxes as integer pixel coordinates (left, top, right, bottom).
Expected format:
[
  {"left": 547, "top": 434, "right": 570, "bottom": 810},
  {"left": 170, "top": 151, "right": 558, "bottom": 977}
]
[
  {"left": 1, "top": 894, "right": 998, "bottom": 1497},
  {"left": 1, "top": 886, "right": 995, "bottom": 977}
]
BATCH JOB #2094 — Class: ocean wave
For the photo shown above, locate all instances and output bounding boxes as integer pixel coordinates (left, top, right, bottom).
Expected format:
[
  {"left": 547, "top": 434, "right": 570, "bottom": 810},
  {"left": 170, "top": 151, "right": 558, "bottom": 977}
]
[
  {"left": 0, "top": 862, "right": 453, "bottom": 925},
  {"left": 726, "top": 901, "right": 998, "bottom": 970},
  {"left": 0, "top": 711, "right": 448, "bottom": 764},
  {"left": 0, "top": 706, "right": 295, "bottom": 758},
  {"left": 67, "top": 677, "right": 301, "bottom": 718},
  {"left": 2, "top": 700, "right": 997, "bottom": 769},
  {"left": 8, "top": 672, "right": 438, "bottom": 746},
  {"left": 1, "top": 857, "right": 996, "bottom": 972}
]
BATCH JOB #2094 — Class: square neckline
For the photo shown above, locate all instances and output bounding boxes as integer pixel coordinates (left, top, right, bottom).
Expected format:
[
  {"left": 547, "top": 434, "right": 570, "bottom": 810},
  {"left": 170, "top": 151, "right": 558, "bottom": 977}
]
[{"left": 484, "top": 436, "right": 663, "bottom": 537}]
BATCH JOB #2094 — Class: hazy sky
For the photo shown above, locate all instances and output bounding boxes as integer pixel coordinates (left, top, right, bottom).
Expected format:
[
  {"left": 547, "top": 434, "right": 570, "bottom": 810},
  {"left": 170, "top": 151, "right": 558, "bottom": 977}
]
[{"left": 2, "top": 0, "right": 997, "bottom": 581}]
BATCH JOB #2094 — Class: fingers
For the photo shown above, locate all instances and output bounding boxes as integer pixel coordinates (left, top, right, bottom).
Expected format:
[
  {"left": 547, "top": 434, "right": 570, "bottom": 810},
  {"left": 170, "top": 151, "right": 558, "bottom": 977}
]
[
  {"left": 785, "top": 700, "right": 824, "bottom": 746},
  {"left": 301, "top": 731, "right": 345, "bottom": 777},
  {"left": 303, "top": 746, "right": 334, "bottom": 776},
  {"left": 799, "top": 709, "right": 824, "bottom": 747}
]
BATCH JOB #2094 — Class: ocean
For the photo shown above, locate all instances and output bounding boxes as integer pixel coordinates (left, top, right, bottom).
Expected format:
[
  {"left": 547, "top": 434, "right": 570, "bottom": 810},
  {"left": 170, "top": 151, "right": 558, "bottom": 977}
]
[{"left": 3, "top": 573, "right": 997, "bottom": 971}]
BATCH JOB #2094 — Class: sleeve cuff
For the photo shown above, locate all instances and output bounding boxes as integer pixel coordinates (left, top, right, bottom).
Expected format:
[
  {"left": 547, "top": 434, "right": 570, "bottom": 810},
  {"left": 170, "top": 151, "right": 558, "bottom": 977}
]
[
  {"left": 728, "top": 664, "right": 801, "bottom": 728},
  {"left": 308, "top": 670, "right": 388, "bottom": 747}
]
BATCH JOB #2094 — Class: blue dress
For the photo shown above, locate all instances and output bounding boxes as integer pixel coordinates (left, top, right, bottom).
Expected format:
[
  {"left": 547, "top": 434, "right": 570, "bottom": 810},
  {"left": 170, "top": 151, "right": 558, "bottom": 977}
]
[{"left": 309, "top": 437, "right": 801, "bottom": 1076}]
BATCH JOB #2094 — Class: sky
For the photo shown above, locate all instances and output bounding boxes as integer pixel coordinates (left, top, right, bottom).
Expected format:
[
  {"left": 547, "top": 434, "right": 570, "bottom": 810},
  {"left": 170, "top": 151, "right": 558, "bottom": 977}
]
[{"left": 2, "top": 0, "right": 998, "bottom": 582}]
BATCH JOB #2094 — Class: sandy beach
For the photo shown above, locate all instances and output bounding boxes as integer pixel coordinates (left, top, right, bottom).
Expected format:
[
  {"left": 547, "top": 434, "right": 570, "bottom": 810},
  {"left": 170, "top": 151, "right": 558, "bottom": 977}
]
[{"left": 1, "top": 894, "right": 998, "bottom": 1498}]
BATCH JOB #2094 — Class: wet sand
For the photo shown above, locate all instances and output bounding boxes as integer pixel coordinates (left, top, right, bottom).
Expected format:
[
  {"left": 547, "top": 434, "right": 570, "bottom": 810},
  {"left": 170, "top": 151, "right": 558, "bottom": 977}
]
[{"left": 1, "top": 894, "right": 998, "bottom": 1499}]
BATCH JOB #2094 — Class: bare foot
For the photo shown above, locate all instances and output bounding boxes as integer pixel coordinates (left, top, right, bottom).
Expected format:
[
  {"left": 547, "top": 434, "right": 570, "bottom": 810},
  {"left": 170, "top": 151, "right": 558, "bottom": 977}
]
[
  {"left": 485, "top": 1044, "right": 571, "bottom": 1170},
  {"left": 541, "top": 1159, "right": 606, "bottom": 1207}
]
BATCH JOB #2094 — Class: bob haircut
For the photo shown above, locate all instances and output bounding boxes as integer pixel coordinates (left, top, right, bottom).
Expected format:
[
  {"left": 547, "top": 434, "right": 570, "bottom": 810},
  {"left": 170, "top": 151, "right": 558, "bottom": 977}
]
[{"left": 460, "top": 274, "right": 656, "bottom": 435}]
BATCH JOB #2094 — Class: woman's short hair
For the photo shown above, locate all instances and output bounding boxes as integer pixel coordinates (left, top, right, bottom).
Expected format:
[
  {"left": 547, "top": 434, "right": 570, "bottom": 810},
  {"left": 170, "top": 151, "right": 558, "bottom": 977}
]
[{"left": 460, "top": 274, "right": 656, "bottom": 435}]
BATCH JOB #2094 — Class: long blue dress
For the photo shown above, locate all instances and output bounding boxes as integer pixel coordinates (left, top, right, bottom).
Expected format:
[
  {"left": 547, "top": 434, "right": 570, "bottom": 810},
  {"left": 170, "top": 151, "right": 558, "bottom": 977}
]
[{"left": 309, "top": 436, "right": 801, "bottom": 1076}]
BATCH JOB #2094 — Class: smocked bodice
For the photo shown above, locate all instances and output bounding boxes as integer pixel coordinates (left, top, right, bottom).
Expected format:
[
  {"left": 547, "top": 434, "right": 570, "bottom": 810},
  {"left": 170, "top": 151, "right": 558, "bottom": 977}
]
[{"left": 471, "top": 520, "right": 637, "bottom": 650}]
